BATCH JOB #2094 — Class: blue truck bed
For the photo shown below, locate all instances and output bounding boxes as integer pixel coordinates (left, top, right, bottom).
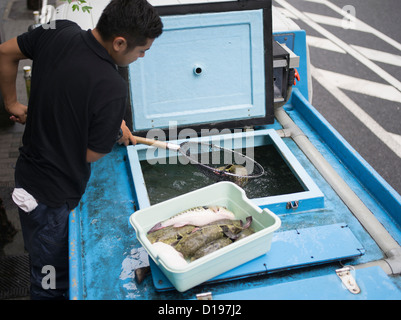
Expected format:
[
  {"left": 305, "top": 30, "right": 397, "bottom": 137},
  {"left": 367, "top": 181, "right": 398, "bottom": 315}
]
[
  {"left": 64, "top": 0, "right": 401, "bottom": 300},
  {"left": 68, "top": 88, "right": 401, "bottom": 300}
]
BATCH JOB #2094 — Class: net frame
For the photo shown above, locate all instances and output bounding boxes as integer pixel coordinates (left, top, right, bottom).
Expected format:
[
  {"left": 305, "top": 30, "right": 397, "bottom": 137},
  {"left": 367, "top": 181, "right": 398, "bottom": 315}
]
[{"left": 178, "top": 141, "right": 265, "bottom": 184}]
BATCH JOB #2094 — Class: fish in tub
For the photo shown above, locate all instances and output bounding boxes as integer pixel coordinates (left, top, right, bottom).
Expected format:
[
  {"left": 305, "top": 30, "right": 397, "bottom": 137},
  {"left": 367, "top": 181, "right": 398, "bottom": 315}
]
[
  {"left": 147, "top": 205, "right": 255, "bottom": 264},
  {"left": 130, "top": 182, "right": 281, "bottom": 292}
]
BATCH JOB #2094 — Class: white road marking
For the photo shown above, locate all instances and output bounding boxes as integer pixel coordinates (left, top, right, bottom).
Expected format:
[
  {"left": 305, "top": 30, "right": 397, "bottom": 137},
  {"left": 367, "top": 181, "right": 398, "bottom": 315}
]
[
  {"left": 307, "top": 34, "right": 401, "bottom": 68},
  {"left": 390, "top": 133, "right": 401, "bottom": 147},
  {"left": 278, "top": 4, "right": 401, "bottom": 68},
  {"left": 311, "top": 65, "right": 401, "bottom": 158},
  {"left": 313, "top": 68, "right": 401, "bottom": 103},
  {"left": 306, "top": 35, "right": 401, "bottom": 67},
  {"left": 306, "top": 33, "right": 401, "bottom": 67},
  {"left": 306, "top": 35, "right": 346, "bottom": 53},
  {"left": 303, "top": 0, "right": 401, "bottom": 52},
  {"left": 274, "top": 0, "right": 401, "bottom": 92},
  {"left": 350, "top": 45, "right": 401, "bottom": 68},
  {"left": 304, "top": 12, "right": 364, "bottom": 32},
  {"left": 274, "top": 0, "right": 401, "bottom": 157},
  {"left": 274, "top": 7, "right": 298, "bottom": 20}
]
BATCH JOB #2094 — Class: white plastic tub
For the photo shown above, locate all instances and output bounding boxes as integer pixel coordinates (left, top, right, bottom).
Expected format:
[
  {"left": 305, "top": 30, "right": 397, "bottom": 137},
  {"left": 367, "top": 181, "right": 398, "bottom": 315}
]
[{"left": 129, "top": 181, "right": 281, "bottom": 292}]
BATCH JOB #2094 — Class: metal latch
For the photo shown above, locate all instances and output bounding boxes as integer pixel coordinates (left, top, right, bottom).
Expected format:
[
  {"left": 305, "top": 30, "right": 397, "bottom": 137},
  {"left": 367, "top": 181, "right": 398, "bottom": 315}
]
[
  {"left": 196, "top": 292, "right": 213, "bottom": 300},
  {"left": 336, "top": 267, "right": 361, "bottom": 294},
  {"left": 276, "top": 42, "right": 300, "bottom": 68}
]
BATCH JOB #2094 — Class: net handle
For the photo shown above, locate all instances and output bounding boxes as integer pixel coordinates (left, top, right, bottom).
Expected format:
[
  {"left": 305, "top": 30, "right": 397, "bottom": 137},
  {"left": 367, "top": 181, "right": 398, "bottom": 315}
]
[
  {"left": 132, "top": 135, "right": 264, "bottom": 179},
  {"left": 132, "top": 135, "right": 181, "bottom": 151}
]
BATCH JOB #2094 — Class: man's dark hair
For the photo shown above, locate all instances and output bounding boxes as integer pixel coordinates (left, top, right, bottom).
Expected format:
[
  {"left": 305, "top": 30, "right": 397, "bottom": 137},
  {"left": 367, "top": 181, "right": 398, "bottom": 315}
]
[{"left": 96, "top": 0, "right": 163, "bottom": 49}]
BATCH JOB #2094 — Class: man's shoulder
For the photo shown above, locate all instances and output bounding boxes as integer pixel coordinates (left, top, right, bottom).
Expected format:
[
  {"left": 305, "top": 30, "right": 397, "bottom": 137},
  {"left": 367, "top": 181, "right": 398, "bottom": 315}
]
[
  {"left": 53, "top": 19, "right": 81, "bottom": 30},
  {"left": 29, "top": 19, "right": 82, "bottom": 43},
  {"left": 97, "top": 71, "right": 128, "bottom": 99},
  {"left": 34, "top": 19, "right": 81, "bottom": 35}
]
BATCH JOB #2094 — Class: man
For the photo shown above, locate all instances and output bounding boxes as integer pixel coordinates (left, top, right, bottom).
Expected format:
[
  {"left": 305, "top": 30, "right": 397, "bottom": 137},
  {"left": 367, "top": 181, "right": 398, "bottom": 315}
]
[{"left": 0, "top": 0, "right": 162, "bottom": 299}]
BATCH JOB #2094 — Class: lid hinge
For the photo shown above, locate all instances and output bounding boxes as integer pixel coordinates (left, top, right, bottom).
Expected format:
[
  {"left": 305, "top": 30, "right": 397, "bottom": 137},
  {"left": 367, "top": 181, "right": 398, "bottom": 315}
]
[{"left": 336, "top": 267, "right": 361, "bottom": 294}]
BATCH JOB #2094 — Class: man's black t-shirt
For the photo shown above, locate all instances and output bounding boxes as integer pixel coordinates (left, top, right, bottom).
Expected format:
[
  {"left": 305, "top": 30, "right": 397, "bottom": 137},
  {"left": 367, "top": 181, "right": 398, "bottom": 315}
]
[{"left": 16, "top": 20, "right": 127, "bottom": 209}]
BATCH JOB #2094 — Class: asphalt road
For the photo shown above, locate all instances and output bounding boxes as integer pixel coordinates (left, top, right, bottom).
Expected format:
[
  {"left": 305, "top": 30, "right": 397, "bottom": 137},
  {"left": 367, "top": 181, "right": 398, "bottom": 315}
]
[{"left": 273, "top": 0, "right": 401, "bottom": 197}]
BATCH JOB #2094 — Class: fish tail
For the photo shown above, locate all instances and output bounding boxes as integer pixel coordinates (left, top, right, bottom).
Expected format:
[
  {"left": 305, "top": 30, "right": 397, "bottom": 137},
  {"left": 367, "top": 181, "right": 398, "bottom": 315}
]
[
  {"left": 243, "top": 216, "right": 252, "bottom": 229},
  {"left": 147, "top": 222, "right": 163, "bottom": 234}
]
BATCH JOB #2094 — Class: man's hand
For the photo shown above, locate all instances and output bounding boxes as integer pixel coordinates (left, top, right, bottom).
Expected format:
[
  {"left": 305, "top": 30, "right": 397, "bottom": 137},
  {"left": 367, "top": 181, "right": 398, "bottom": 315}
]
[
  {"left": 87, "top": 120, "right": 136, "bottom": 163},
  {"left": 117, "top": 120, "right": 137, "bottom": 146},
  {"left": 6, "top": 101, "right": 27, "bottom": 124}
]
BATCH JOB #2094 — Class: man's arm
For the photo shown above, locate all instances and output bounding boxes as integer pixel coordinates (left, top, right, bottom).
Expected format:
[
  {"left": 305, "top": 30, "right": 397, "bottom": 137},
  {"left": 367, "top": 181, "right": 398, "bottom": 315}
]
[
  {"left": 0, "top": 37, "right": 28, "bottom": 124},
  {"left": 87, "top": 120, "right": 137, "bottom": 162},
  {"left": 86, "top": 148, "right": 106, "bottom": 163}
]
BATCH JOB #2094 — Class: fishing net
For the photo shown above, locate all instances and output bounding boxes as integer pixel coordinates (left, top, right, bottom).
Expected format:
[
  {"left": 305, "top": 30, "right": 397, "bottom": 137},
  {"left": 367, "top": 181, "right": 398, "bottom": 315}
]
[{"left": 178, "top": 141, "right": 264, "bottom": 187}]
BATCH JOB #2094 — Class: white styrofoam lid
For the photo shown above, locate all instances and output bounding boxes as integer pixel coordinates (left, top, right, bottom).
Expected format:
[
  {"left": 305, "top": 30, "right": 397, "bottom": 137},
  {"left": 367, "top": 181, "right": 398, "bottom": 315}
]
[{"left": 129, "top": 9, "right": 266, "bottom": 132}]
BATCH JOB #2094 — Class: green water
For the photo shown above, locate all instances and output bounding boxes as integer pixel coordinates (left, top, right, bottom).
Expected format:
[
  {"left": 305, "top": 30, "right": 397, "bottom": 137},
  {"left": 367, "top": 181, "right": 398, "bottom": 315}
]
[{"left": 141, "top": 144, "right": 304, "bottom": 205}]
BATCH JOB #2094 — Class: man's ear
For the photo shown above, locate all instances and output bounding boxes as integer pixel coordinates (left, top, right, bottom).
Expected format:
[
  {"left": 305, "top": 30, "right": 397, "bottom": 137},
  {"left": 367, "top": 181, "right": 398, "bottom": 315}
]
[{"left": 112, "top": 36, "right": 128, "bottom": 52}]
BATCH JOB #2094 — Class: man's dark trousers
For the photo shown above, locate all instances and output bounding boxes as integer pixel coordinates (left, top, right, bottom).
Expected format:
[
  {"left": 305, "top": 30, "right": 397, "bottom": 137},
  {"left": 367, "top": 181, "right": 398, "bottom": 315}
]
[{"left": 18, "top": 202, "right": 70, "bottom": 300}]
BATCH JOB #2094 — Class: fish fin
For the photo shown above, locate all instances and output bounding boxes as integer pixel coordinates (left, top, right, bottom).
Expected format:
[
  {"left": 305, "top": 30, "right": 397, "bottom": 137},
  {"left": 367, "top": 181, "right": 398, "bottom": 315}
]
[
  {"left": 172, "top": 222, "right": 188, "bottom": 228},
  {"left": 147, "top": 222, "right": 163, "bottom": 234},
  {"left": 191, "top": 227, "right": 200, "bottom": 233},
  {"left": 209, "top": 205, "right": 226, "bottom": 213},
  {"left": 243, "top": 216, "right": 253, "bottom": 229}
]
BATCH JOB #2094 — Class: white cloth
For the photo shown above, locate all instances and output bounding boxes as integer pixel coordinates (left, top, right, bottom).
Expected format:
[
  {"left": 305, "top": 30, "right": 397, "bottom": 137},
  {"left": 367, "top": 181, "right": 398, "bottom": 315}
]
[{"left": 12, "top": 188, "right": 38, "bottom": 213}]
